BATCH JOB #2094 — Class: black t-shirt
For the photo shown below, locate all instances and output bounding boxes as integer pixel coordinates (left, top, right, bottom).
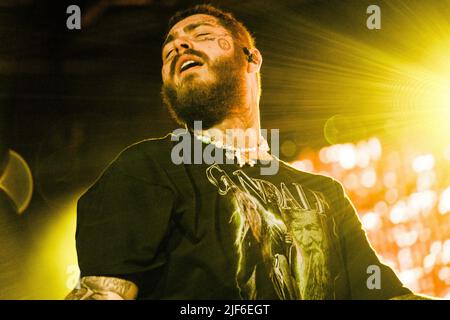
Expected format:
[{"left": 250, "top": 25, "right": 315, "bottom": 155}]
[{"left": 76, "top": 134, "right": 411, "bottom": 299}]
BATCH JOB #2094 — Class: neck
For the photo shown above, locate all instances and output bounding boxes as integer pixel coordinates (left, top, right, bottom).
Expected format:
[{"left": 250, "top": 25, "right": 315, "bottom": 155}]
[
  {"left": 194, "top": 83, "right": 262, "bottom": 149},
  {"left": 194, "top": 111, "right": 260, "bottom": 150},
  {"left": 213, "top": 118, "right": 259, "bottom": 144},
  {"left": 192, "top": 99, "right": 272, "bottom": 165}
]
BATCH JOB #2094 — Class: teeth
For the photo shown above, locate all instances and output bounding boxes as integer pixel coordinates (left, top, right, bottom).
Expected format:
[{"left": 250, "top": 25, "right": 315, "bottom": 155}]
[{"left": 181, "top": 60, "right": 196, "bottom": 71}]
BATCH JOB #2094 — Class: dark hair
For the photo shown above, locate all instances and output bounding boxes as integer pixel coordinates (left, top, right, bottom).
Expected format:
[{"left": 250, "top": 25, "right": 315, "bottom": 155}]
[{"left": 166, "top": 4, "right": 255, "bottom": 49}]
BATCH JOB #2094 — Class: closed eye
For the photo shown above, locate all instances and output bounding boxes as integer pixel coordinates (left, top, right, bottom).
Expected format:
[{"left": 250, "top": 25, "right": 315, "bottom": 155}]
[
  {"left": 165, "top": 49, "right": 174, "bottom": 59},
  {"left": 195, "top": 33, "right": 211, "bottom": 38}
]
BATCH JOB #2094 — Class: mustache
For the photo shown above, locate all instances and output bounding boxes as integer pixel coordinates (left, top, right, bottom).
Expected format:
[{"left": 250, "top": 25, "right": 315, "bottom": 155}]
[{"left": 170, "top": 49, "right": 210, "bottom": 78}]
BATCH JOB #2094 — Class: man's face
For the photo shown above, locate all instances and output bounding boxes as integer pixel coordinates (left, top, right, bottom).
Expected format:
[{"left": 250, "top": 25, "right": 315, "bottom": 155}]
[
  {"left": 290, "top": 211, "right": 324, "bottom": 254},
  {"left": 162, "top": 14, "right": 236, "bottom": 86},
  {"left": 161, "top": 14, "right": 247, "bottom": 129}
]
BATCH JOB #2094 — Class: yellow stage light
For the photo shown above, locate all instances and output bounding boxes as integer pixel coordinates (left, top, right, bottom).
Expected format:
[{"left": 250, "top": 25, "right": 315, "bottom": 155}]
[{"left": 25, "top": 194, "right": 80, "bottom": 299}]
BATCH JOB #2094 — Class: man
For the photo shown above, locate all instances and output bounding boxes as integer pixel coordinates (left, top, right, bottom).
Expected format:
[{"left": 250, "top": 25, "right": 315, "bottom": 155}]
[{"left": 66, "top": 5, "right": 428, "bottom": 300}]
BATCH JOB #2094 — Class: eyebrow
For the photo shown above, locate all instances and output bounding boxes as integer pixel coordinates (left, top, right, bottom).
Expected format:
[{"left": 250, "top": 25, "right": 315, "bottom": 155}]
[{"left": 162, "top": 22, "right": 217, "bottom": 48}]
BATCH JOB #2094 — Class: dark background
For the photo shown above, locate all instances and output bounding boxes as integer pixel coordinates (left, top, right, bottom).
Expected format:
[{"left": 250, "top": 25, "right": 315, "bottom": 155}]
[{"left": 1, "top": 0, "right": 385, "bottom": 198}]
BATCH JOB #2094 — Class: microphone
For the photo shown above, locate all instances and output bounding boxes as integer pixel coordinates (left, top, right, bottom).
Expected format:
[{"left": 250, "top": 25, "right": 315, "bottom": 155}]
[{"left": 243, "top": 47, "right": 255, "bottom": 63}]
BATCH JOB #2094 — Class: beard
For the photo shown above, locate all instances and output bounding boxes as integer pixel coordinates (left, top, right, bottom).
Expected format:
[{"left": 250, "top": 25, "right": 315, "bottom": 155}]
[
  {"left": 161, "top": 49, "right": 247, "bottom": 130},
  {"left": 301, "top": 243, "right": 330, "bottom": 300}
]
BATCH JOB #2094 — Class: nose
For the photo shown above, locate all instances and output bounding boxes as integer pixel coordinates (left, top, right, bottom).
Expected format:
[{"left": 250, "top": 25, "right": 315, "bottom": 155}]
[{"left": 173, "top": 37, "right": 192, "bottom": 54}]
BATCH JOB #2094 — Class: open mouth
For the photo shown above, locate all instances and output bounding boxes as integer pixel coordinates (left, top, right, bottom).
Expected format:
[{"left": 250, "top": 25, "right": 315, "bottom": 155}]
[{"left": 179, "top": 60, "right": 203, "bottom": 74}]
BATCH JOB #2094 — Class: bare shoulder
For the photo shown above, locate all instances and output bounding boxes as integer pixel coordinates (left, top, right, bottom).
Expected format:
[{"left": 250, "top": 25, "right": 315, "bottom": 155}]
[{"left": 65, "top": 276, "right": 138, "bottom": 300}]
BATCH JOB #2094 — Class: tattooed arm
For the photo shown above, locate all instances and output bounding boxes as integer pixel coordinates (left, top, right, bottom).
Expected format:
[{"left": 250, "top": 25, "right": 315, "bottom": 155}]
[{"left": 65, "top": 276, "right": 138, "bottom": 300}]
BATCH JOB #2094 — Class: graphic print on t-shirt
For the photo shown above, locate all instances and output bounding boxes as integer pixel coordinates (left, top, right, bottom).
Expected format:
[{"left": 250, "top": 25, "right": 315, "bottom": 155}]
[{"left": 206, "top": 163, "right": 339, "bottom": 300}]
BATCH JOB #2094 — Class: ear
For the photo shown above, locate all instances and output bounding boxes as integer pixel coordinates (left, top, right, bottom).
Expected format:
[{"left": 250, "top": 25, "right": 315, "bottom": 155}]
[{"left": 247, "top": 47, "right": 262, "bottom": 73}]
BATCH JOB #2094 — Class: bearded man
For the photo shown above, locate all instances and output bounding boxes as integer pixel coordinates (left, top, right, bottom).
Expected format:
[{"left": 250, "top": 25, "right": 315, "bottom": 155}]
[
  {"left": 289, "top": 209, "right": 332, "bottom": 300},
  {"left": 65, "top": 5, "right": 430, "bottom": 300}
]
